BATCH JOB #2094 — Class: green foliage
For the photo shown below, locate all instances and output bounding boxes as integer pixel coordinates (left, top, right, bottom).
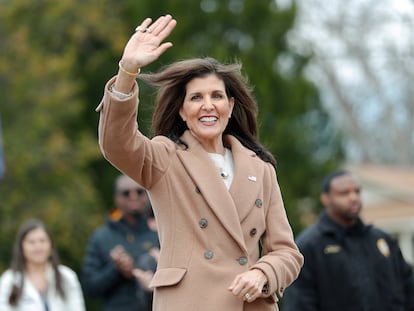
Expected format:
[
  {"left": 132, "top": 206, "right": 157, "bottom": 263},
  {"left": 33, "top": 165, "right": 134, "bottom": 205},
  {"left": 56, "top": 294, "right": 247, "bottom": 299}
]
[
  {"left": 0, "top": 0, "right": 343, "bottom": 309},
  {"left": 0, "top": 0, "right": 122, "bottom": 271}
]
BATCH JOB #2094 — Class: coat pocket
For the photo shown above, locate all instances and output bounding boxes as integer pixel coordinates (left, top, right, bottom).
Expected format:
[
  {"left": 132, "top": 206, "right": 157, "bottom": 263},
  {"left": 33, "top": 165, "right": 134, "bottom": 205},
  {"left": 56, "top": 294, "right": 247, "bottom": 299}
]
[{"left": 150, "top": 267, "right": 187, "bottom": 288}]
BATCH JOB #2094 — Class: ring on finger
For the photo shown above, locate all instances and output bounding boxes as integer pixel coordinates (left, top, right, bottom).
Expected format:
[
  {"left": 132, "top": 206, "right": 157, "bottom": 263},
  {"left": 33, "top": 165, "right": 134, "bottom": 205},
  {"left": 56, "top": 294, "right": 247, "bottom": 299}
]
[
  {"left": 146, "top": 27, "right": 152, "bottom": 33},
  {"left": 135, "top": 25, "right": 145, "bottom": 33},
  {"left": 244, "top": 293, "right": 251, "bottom": 301}
]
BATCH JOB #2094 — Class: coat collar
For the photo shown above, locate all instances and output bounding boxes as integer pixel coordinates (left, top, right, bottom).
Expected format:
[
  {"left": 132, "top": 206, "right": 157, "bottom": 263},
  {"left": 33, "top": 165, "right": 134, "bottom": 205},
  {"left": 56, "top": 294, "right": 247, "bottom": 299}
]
[{"left": 176, "top": 131, "right": 263, "bottom": 252}]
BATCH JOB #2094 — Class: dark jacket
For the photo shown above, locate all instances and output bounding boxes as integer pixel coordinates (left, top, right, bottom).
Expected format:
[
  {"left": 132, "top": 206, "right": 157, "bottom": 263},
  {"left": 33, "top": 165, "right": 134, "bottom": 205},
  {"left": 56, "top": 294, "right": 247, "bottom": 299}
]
[
  {"left": 136, "top": 252, "right": 158, "bottom": 311},
  {"left": 283, "top": 210, "right": 414, "bottom": 311},
  {"left": 81, "top": 209, "right": 159, "bottom": 311}
]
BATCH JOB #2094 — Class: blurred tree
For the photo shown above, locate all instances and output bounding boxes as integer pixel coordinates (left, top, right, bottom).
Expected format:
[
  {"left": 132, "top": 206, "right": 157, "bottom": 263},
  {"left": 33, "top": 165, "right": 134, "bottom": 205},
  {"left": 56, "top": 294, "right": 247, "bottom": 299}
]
[
  {"left": 0, "top": 0, "right": 124, "bottom": 271},
  {"left": 0, "top": 1, "right": 126, "bottom": 309},
  {"left": 0, "top": 1, "right": 342, "bottom": 310},
  {"left": 289, "top": 0, "right": 414, "bottom": 164}
]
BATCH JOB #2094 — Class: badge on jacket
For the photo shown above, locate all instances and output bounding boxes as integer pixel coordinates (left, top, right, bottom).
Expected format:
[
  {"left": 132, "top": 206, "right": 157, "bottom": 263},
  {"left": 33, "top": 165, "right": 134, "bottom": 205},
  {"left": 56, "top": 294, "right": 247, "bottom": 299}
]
[
  {"left": 324, "top": 244, "right": 341, "bottom": 254},
  {"left": 377, "top": 238, "right": 390, "bottom": 257}
]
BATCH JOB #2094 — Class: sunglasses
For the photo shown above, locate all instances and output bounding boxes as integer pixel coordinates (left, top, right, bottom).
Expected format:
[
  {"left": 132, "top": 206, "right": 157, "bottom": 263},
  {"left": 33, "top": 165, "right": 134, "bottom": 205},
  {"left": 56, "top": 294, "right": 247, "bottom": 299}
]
[{"left": 118, "top": 188, "right": 146, "bottom": 198}]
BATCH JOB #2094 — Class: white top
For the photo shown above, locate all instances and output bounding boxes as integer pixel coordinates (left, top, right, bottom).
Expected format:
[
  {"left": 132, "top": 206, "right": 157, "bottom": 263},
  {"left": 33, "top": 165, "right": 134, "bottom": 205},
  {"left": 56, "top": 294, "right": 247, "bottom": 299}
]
[
  {"left": 208, "top": 148, "right": 234, "bottom": 189},
  {"left": 0, "top": 265, "right": 85, "bottom": 311}
]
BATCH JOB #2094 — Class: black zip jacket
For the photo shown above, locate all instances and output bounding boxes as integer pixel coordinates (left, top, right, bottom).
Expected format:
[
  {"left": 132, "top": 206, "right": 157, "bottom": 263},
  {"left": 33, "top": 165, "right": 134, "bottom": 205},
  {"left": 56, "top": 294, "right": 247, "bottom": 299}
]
[{"left": 283, "top": 211, "right": 414, "bottom": 311}]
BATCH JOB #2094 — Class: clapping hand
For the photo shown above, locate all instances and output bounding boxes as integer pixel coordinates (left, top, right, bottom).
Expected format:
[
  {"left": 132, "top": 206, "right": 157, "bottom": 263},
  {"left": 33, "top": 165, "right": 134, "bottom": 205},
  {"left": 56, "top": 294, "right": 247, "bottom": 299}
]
[{"left": 110, "top": 245, "right": 135, "bottom": 279}]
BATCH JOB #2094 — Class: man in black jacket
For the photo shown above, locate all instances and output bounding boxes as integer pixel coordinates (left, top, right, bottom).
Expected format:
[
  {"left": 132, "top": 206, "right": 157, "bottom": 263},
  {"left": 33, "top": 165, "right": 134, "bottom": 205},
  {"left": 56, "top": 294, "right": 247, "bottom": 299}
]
[
  {"left": 81, "top": 174, "right": 159, "bottom": 311},
  {"left": 283, "top": 169, "right": 414, "bottom": 311}
]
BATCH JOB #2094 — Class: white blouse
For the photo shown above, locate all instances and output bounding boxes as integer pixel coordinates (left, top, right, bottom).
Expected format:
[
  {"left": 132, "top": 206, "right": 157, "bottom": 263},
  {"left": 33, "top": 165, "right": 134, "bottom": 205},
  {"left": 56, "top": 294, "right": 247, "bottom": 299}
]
[{"left": 208, "top": 148, "right": 234, "bottom": 189}]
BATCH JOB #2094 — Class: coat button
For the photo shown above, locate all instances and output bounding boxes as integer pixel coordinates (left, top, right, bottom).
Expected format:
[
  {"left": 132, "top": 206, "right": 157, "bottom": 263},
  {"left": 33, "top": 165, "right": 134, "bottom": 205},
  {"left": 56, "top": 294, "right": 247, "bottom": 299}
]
[
  {"left": 199, "top": 218, "right": 208, "bottom": 228},
  {"left": 238, "top": 256, "right": 248, "bottom": 265},
  {"left": 255, "top": 199, "right": 262, "bottom": 208},
  {"left": 250, "top": 228, "right": 257, "bottom": 237},
  {"left": 204, "top": 250, "right": 214, "bottom": 260}
]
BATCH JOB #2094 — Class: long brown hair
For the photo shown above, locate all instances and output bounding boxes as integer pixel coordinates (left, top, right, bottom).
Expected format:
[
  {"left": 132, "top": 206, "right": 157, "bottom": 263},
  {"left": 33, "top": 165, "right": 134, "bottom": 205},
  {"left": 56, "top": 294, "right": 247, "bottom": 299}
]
[
  {"left": 139, "top": 57, "right": 276, "bottom": 167},
  {"left": 8, "top": 218, "right": 66, "bottom": 305}
]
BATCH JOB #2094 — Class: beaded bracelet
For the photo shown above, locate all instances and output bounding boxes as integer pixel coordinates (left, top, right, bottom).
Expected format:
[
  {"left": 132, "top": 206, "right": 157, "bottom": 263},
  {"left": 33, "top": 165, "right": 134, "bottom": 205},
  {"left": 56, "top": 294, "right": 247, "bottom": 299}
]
[{"left": 118, "top": 60, "right": 140, "bottom": 77}]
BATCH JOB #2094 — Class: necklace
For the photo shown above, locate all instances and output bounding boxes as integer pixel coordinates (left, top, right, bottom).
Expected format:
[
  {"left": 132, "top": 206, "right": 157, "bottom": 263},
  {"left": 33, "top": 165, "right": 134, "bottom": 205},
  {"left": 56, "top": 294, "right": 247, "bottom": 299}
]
[
  {"left": 220, "top": 169, "right": 229, "bottom": 179},
  {"left": 208, "top": 148, "right": 233, "bottom": 182}
]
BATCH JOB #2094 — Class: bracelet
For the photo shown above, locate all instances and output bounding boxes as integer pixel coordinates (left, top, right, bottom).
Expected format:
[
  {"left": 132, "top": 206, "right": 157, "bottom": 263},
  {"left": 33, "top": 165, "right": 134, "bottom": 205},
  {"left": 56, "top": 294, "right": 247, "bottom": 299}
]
[
  {"left": 118, "top": 60, "right": 140, "bottom": 77},
  {"left": 110, "top": 84, "right": 133, "bottom": 100}
]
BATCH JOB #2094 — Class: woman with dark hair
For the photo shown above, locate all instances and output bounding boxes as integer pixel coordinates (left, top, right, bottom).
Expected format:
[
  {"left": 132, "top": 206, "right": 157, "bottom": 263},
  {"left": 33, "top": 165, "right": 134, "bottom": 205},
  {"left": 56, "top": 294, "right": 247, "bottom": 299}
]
[
  {"left": 97, "top": 14, "right": 303, "bottom": 311},
  {"left": 0, "top": 219, "right": 85, "bottom": 311}
]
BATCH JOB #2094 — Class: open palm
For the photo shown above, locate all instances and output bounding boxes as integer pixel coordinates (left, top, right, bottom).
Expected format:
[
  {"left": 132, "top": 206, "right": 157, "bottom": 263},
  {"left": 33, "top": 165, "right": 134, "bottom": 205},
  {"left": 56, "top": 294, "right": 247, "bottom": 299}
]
[{"left": 121, "top": 15, "right": 177, "bottom": 70}]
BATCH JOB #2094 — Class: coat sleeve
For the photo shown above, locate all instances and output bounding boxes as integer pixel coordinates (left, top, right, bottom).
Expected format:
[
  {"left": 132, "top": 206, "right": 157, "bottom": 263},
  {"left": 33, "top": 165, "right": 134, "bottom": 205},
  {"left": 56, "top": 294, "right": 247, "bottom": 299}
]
[
  {"left": 251, "top": 164, "right": 304, "bottom": 299},
  {"left": 97, "top": 76, "right": 174, "bottom": 189}
]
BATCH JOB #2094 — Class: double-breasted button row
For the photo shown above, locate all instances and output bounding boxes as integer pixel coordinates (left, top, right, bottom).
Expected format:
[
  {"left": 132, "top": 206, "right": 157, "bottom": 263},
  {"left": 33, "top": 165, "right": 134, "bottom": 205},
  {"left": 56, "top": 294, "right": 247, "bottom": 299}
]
[
  {"left": 203, "top": 252, "right": 247, "bottom": 265},
  {"left": 199, "top": 215, "right": 210, "bottom": 260}
]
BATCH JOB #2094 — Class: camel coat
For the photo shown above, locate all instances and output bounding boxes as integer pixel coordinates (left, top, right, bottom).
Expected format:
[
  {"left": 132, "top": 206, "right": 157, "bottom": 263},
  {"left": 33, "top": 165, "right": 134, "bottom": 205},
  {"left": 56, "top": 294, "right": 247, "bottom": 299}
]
[{"left": 97, "top": 77, "right": 303, "bottom": 311}]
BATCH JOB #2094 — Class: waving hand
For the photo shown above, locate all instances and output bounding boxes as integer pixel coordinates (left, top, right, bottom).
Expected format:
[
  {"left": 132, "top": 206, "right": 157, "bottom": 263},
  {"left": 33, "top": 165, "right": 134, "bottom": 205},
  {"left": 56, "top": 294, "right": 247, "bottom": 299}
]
[
  {"left": 113, "top": 15, "right": 176, "bottom": 93},
  {"left": 122, "top": 15, "right": 177, "bottom": 70}
]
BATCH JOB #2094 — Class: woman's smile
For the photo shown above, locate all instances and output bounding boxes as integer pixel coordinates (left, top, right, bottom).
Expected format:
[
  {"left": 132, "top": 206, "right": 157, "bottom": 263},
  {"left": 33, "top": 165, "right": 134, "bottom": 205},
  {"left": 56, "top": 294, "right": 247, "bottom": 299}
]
[{"left": 199, "top": 116, "right": 218, "bottom": 124}]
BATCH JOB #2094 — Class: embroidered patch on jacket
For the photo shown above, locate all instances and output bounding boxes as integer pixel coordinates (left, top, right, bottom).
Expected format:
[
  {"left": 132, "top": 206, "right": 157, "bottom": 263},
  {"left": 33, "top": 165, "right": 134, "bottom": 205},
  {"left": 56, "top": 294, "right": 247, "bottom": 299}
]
[
  {"left": 377, "top": 238, "right": 390, "bottom": 257},
  {"left": 324, "top": 244, "right": 341, "bottom": 254}
]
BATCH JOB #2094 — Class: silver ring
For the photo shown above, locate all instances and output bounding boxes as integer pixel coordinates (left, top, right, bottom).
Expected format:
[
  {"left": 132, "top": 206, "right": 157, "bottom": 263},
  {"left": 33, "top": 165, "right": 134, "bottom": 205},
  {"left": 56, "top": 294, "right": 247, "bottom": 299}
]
[
  {"left": 146, "top": 27, "right": 152, "bottom": 33},
  {"left": 244, "top": 293, "right": 251, "bottom": 300},
  {"left": 135, "top": 26, "right": 145, "bottom": 33}
]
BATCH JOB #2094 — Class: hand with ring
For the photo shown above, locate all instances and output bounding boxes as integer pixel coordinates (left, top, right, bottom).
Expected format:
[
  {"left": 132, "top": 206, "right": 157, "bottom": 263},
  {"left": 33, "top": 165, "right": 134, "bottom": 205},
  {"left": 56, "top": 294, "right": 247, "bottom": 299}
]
[
  {"left": 228, "top": 269, "right": 268, "bottom": 303},
  {"left": 119, "top": 15, "right": 177, "bottom": 74},
  {"left": 135, "top": 26, "right": 152, "bottom": 33}
]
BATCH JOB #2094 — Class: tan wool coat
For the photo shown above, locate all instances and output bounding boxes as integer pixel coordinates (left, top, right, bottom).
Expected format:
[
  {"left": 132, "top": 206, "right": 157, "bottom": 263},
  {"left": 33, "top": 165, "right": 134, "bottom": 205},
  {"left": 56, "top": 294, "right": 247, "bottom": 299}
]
[{"left": 97, "top": 77, "right": 304, "bottom": 311}]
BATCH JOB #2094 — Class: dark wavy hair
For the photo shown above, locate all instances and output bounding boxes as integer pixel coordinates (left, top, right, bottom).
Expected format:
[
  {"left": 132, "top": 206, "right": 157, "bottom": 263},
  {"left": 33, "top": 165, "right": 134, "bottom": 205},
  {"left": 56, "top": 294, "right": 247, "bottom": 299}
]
[
  {"left": 138, "top": 57, "right": 276, "bottom": 167},
  {"left": 8, "top": 218, "right": 66, "bottom": 305}
]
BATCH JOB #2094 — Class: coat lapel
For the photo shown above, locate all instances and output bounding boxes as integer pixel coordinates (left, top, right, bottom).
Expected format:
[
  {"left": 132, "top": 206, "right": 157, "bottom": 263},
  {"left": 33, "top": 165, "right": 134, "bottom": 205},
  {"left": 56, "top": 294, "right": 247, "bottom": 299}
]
[
  {"left": 226, "top": 135, "right": 263, "bottom": 222},
  {"left": 177, "top": 131, "right": 262, "bottom": 252}
]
